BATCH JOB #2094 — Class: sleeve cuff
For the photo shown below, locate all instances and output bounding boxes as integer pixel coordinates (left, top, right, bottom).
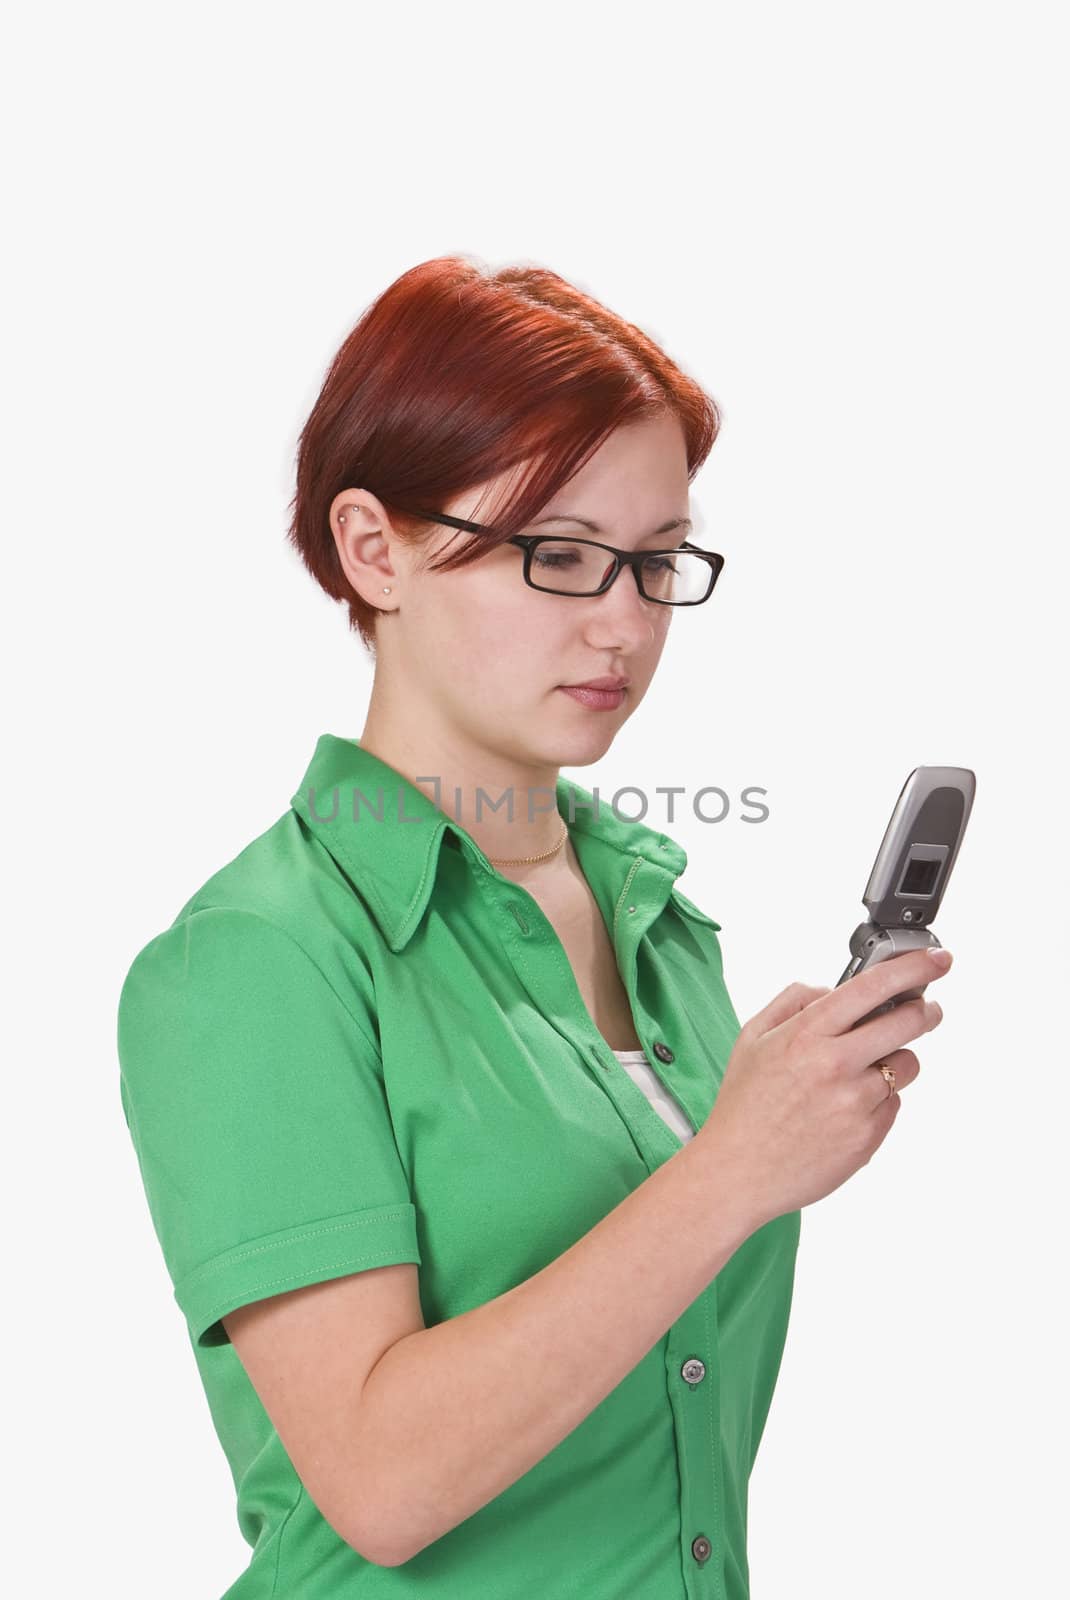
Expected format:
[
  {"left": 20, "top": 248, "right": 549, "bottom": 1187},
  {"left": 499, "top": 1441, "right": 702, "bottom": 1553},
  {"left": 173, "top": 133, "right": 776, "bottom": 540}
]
[{"left": 175, "top": 1202, "right": 422, "bottom": 1347}]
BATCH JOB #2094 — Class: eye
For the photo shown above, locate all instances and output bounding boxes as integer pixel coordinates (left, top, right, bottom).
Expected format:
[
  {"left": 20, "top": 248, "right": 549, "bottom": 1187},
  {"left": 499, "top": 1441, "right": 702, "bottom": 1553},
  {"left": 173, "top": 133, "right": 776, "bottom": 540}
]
[{"left": 532, "top": 548, "right": 582, "bottom": 569}]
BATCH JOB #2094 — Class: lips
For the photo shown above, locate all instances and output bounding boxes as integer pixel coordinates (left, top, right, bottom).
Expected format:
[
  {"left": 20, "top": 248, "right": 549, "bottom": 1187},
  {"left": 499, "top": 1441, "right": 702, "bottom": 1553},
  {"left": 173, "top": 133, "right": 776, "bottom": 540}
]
[
  {"left": 557, "top": 684, "right": 628, "bottom": 711},
  {"left": 563, "top": 676, "right": 630, "bottom": 690}
]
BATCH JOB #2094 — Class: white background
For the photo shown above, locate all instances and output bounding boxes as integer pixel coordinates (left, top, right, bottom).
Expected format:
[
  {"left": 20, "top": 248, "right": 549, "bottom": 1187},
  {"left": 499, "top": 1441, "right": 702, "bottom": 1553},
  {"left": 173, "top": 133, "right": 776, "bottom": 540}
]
[{"left": 6, "top": 2, "right": 1066, "bottom": 1594}]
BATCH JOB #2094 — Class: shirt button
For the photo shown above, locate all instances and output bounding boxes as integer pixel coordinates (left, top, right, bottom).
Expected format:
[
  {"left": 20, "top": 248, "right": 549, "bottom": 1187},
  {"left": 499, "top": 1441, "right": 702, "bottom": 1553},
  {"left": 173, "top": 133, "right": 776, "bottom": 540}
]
[
  {"left": 652, "top": 1041, "right": 674, "bottom": 1063},
  {"left": 681, "top": 1358, "right": 706, "bottom": 1385},
  {"left": 691, "top": 1535, "right": 712, "bottom": 1564}
]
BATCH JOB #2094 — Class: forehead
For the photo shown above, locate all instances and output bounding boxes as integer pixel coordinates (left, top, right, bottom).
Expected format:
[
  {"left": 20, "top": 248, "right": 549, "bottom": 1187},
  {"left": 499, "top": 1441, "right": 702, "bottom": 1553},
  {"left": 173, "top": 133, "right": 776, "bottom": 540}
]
[
  {"left": 536, "top": 424, "right": 689, "bottom": 529},
  {"left": 424, "top": 414, "right": 691, "bottom": 562}
]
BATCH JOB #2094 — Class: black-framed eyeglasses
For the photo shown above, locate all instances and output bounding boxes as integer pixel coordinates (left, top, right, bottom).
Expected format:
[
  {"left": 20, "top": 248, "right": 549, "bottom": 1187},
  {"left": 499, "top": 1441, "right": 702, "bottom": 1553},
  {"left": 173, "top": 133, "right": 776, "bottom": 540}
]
[{"left": 403, "top": 509, "right": 725, "bottom": 606}]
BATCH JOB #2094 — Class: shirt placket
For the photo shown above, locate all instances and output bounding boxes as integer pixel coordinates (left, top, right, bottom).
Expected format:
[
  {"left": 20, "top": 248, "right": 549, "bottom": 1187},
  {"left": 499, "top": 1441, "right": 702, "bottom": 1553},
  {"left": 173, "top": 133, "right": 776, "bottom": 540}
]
[
  {"left": 609, "top": 856, "right": 729, "bottom": 1600},
  {"left": 490, "top": 853, "right": 729, "bottom": 1600}
]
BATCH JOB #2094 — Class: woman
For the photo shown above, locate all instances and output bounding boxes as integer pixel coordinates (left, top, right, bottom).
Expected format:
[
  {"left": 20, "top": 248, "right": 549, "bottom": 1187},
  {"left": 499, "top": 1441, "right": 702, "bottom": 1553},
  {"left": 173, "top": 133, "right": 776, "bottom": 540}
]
[{"left": 117, "top": 255, "right": 947, "bottom": 1598}]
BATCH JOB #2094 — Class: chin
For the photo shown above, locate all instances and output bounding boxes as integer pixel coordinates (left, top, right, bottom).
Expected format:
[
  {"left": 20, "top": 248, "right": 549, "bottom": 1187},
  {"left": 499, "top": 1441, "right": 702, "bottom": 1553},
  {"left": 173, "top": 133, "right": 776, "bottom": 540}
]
[{"left": 552, "top": 725, "right": 620, "bottom": 768}]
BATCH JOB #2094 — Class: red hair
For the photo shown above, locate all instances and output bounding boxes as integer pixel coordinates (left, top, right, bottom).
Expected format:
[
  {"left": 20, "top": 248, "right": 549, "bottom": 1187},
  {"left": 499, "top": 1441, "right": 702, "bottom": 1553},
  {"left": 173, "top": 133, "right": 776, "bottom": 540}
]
[{"left": 286, "top": 254, "right": 722, "bottom": 655}]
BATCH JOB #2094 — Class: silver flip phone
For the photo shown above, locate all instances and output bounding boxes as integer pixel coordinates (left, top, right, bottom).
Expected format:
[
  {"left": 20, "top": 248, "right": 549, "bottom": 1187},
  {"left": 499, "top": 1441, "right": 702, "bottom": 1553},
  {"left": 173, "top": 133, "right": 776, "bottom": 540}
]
[{"left": 837, "top": 766, "right": 975, "bottom": 1029}]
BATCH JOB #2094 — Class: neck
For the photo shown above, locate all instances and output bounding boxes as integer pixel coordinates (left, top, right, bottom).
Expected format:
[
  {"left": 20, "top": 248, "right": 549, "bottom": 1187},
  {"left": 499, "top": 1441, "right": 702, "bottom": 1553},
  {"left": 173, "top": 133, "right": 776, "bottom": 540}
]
[{"left": 356, "top": 704, "right": 566, "bottom": 865}]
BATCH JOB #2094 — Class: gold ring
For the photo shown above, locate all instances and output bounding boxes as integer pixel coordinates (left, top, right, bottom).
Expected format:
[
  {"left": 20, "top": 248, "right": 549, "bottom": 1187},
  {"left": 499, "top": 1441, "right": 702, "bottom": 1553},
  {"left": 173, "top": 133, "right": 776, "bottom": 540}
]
[{"left": 876, "top": 1060, "right": 897, "bottom": 1098}]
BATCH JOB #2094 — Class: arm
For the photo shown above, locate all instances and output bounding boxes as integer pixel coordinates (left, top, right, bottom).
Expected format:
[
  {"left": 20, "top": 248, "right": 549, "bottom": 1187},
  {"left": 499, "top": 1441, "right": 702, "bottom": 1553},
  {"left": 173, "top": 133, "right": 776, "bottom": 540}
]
[{"left": 353, "top": 1128, "right": 763, "bottom": 1565}]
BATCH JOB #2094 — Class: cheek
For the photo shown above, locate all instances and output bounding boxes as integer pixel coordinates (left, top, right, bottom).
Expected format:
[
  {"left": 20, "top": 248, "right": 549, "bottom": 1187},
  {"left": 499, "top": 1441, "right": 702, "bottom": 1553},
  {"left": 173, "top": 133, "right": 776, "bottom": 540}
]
[
  {"left": 458, "top": 570, "right": 560, "bottom": 644},
  {"left": 478, "top": 606, "right": 566, "bottom": 684},
  {"left": 427, "top": 575, "right": 561, "bottom": 684}
]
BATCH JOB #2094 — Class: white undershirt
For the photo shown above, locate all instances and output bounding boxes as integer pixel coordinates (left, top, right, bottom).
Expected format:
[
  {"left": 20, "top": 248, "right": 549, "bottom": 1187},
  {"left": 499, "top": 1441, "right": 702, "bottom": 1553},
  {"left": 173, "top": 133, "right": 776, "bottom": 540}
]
[{"left": 611, "top": 1048, "right": 695, "bottom": 1145}]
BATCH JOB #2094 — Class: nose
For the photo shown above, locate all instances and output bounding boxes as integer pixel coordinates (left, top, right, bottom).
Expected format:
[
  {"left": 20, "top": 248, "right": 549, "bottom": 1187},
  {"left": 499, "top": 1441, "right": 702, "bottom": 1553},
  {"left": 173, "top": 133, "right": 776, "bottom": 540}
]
[{"left": 582, "top": 559, "right": 661, "bottom": 644}]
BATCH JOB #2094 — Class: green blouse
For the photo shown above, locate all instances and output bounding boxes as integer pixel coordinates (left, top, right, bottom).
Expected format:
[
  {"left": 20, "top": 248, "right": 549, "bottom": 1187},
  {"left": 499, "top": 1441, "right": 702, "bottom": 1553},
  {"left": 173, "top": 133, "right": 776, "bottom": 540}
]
[{"left": 117, "top": 733, "right": 801, "bottom": 1599}]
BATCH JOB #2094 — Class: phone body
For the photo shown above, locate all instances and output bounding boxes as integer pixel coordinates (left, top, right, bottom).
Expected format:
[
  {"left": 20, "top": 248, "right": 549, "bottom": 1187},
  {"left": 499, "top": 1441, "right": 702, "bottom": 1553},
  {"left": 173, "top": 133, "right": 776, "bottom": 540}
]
[{"left": 837, "top": 766, "right": 975, "bottom": 1029}]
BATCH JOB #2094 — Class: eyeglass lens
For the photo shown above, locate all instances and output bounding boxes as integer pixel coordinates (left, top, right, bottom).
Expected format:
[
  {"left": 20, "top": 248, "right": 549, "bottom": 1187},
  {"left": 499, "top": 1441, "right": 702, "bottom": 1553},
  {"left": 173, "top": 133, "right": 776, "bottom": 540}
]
[{"left": 528, "top": 539, "right": 713, "bottom": 603}]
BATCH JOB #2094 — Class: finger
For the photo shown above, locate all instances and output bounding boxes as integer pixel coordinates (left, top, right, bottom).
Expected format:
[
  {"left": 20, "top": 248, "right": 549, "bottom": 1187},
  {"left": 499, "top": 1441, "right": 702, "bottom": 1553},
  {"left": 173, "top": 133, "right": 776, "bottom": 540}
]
[
  {"left": 869, "top": 1086, "right": 902, "bottom": 1130},
  {"left": 808, "top": 948, "right": 952, "bottom": 1037},
  {"left": 746, "top": 981, "right": 832, "bottom": 1039},
  {"left": 843, "top": 997, "right": 942, "bottom": 1075},
  {"left": 863, "top": 1047, "right": 920, "bottom": 1109}
]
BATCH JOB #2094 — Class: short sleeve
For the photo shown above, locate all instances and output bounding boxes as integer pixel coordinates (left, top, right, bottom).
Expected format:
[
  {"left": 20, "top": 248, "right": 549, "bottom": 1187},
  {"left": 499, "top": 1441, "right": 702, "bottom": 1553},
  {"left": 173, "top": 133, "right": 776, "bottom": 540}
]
[{"left": 116, "top": 906, "right": 421, "bottom": 1348}]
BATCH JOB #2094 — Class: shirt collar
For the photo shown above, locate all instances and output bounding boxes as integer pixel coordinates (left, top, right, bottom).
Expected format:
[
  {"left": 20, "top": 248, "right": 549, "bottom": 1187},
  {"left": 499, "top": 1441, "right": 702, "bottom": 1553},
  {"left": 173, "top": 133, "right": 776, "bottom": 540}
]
[{"left": 290, "top": 733, "right": 694, "bottom": 953}]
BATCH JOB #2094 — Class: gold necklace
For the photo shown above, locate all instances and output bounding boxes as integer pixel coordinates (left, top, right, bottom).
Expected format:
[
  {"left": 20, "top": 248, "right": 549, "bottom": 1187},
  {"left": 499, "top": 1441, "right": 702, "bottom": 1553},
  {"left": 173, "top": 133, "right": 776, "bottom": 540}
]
[{"left": 488, "top": 822, "right": 570, "bottom": 866}]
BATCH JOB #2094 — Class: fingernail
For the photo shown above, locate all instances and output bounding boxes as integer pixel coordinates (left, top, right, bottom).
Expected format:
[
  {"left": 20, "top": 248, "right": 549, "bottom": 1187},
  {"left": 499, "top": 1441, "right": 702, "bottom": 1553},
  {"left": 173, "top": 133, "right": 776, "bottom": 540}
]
[{"left": 928, "top": 947, "right": 953, "bottom": 968}]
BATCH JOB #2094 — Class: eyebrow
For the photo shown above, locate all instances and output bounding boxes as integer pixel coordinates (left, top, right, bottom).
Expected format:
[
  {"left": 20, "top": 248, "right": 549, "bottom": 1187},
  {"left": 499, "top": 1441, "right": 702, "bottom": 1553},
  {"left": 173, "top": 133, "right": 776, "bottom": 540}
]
[{"left": 533, "top": 514, "right": 693, "bottom": 539}]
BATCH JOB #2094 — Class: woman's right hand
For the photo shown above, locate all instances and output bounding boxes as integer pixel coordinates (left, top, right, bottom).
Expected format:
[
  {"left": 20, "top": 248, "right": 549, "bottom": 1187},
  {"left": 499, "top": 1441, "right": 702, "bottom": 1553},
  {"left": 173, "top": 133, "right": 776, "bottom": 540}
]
[{"left": 696, "top": 948, "right": 952, "bottom": 1226}]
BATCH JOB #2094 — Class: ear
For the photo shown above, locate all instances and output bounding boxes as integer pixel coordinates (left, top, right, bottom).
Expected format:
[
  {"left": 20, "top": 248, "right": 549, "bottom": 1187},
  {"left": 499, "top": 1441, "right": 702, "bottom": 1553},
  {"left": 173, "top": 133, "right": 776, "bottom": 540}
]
[{"left": 328, "top": 489, "right": 400, "bottom": 609}]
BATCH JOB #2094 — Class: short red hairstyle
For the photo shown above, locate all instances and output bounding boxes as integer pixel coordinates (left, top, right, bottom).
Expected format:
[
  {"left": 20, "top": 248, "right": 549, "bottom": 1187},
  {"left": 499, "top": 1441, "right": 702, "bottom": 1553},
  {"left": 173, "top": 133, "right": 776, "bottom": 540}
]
[{"left": 286, "top": 254, "right": 722, "bottom": 655}]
